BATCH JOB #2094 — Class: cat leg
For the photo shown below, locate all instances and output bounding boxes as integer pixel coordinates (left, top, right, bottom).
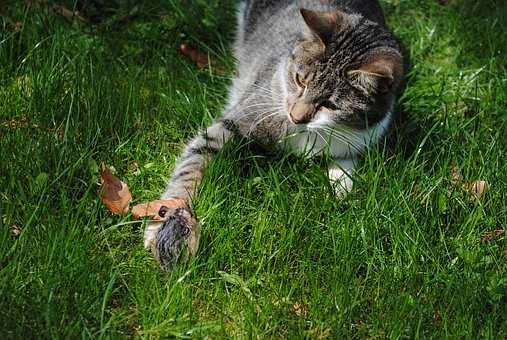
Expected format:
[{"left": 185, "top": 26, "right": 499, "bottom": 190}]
[
  {"left": 144, "top": 119, "right": 238, "bottom": 269},
  {"left": 328, "top": 158, "right": 356, "bottom": 198}
]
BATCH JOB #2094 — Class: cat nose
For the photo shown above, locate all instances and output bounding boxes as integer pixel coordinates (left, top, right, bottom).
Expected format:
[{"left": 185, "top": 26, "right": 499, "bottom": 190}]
[{"left": 289, "top": 102, "right": 316, "bottom": 124}]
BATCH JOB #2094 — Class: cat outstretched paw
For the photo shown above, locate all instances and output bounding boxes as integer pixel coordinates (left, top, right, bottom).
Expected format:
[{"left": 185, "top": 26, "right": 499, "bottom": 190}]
[{"left": 144, "top": 206, "right": 200, "bottom": 270}]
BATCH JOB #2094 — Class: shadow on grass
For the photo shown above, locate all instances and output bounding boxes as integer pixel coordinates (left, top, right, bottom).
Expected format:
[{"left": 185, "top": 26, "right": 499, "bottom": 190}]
[{"left": 454, "top": 0, "right": 507, "bottom": 68}]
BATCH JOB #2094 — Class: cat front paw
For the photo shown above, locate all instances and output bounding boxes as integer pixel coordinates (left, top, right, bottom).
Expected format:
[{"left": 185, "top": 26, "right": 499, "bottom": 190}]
[
  {"left": 332, "top": 176, "right": 353, "bottom": 198},
  {"left": 328, "top": 166, "right": 354, "bottom": 199},
  {"left": 144, "top": 206, "right": 201, "bottom": 270}
]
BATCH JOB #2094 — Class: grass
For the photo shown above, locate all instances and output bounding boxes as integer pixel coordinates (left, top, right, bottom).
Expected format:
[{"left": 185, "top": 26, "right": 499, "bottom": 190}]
[{"left": 1, "top": 0, "right": 506, "bottom": 338}]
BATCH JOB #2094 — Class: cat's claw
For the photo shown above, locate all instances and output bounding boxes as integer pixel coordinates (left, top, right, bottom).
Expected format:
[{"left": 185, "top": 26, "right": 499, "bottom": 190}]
[{"left": 144, "top": 207, "right": 200, "bottom": 270}]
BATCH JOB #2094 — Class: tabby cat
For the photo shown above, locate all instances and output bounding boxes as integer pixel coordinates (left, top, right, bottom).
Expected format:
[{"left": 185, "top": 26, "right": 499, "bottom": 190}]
[{"left": 144, "top": 0, "right": 404, "bottom": 269}]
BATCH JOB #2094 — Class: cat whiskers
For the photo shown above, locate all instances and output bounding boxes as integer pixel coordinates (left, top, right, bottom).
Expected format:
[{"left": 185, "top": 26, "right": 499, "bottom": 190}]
[
  {"left": 247, "top": 106, "right": 286, "bottom": 135},
  {"left": 321, "top": 127, "right": 364, "bottom": 154}
]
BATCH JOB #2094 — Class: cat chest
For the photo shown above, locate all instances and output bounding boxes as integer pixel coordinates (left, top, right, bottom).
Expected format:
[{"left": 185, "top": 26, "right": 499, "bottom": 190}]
[
  {"left": 283, "top": 130, "right": 366, "bottom": 159},
  {"left": 281, "top": 112, "right": 393, "bottom": 159}
]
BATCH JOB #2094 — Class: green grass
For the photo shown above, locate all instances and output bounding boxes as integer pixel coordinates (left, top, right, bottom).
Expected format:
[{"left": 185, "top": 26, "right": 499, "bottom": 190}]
[{"left": 1, "top": 0, "right": 506, "bottom": 338}]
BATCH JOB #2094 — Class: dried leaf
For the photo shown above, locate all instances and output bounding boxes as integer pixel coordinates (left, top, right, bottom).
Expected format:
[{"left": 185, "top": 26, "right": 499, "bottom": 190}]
[
  {"left": 100, "top": 165, "right": 132, "bottom": 215},
  {"left": 128, "top": 162, "right": 140, "bottom": 176},
  {"left": 11, "top": 225, "right": 21, "bottom": 240},
  {"left": 53, "top": 4, "right": 88, "bottom": 23},
  {"left": 465, "top": 180, "right": 488, "bottom": 200},
  {"left": 481, "top": 229, "right": 505, "bottom": 242},
  {"left": 450, "top": 161, "right": 461, "bottom": 184},
  {"left": 180, "top": 43, "right": 208, "bottom": 69},
  {"left": 292, "top": 302, "right": 309, "bottom": 317},
  {"left": 2, "top": 115, "right": 28, "bottom": 130},
  {"left": 132, "top": 198, "right": 187, "bottom": 220},
  {"left": 450, "top": 162, "right": 488, "bottom": 201},
  {"left": 179, "top": 43, "right": 226, "bottom": 75}
]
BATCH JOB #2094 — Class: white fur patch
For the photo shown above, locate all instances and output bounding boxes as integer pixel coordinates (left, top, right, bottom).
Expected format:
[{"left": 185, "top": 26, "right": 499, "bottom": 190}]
[
  {"left": 284, "top": 111, "right": 393, "bottom": 159},
  {"left": 328, "top": 160, "right": 355, "bottom": 198}
]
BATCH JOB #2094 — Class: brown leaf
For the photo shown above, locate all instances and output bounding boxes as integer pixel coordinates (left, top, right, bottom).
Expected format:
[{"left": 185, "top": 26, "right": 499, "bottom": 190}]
[
  {"left": 2, "top": 115, "right": 28, "bottom": 130},
  {"left": 53, "top": 4, "right": 88, "bottom": 23},
  {"left": 481, "top": 229, "right": 505, "bottom": 242},
  {"left": 179, "top": 43, "right": 226, "bottom": 75},
  {"left": 180, "top": 43, "right": 208, "bottom": 69},
  {"left": 450, "top": 161, "right": 461, "bottom": 184},
  {"left": 128, "top": 162, "right": 140, "bottom": 176},
  {"left": 465, "top": 180, "right": 488, "bottom": 200},
  {"left": 292, "top": 302, "right": 309, "bottom": 317},
  {"left": 100, "top": 165, "right": 132, "bottom": 215},
  {"left": 450, "top": 162, "right": 488, "bottom": 201},
  {"left": 132, "top": 198, "right": 187, "bottom": 220},
  {"left": 11, "top": 225, "right": 21, "bottom": 240}
]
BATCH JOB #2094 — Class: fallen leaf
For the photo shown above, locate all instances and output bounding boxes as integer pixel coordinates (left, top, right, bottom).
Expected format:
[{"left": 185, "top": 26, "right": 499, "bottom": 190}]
[
  {"left": 100, "top": 165, "right": 132, "bottom": 215},
  {"left": 132, "top": 198, "right": 187, "bottom": 220},
  {"left": 53, "top": 4, "right": 88, "bottom": 23},
  {"left": 11, "top": 225, "right": 21, "bottom": 240},
  {"left": 465, "top": 180, "right": 488, "bottom": 200},
  {"left": 450, "top": 162, "right": 488, "bottom": 201},
  {"left": 481, "top": 229, "right": 505, "bottom": 242},
  {"left": 179, "top": 43, "right": 209, "bottom": 69},
  {"left": 127, "top": 162, "right": 140, "bottom": 176},
  {"left": 450, "top": 161, "right": 461, "bottom": 185},
  {"left": 179, "top": 43, "right": 226, "bottom": 75},
  {"left": 292, "top": 302, "right": 309, "bottom": 317},
  {"left": 2, "top": 115, "right": 28, "bottom": 130}
]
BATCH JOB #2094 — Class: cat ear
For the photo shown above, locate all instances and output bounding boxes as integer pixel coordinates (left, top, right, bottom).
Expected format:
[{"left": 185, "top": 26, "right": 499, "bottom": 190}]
[
  {"left": 300, "top": 8, "right": 344, "bottom": 45},
  {"left": 348, "top": 54, "right": 403, "bottom": 94}
]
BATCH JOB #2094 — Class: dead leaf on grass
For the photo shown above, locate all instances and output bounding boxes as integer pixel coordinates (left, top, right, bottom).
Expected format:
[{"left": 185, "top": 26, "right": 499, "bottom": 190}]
[
  {"left": 100, "top": 165, "right": 132, "bottom": 215},
  {"left": 179, "top": 43, "right": 226, "bottom": 75},
  {"left": 53, "top": 4, "right": 88, "bottom": 23},
  {"left": 450, "top": 162, "right": 489, "bottom": 201},
  {"left": 450, "top": 161, "right": 461, "bottom": 185},
  {"left": 11, "top": 225, "right": 22, "bottom": 240},
  {"left": 127, "top": 162, "right": 140, "bottom": 176},
  {"left": 292, "top": 302, "right": 309, "bottom": 317},
  {"left": 2, "top": 116, "right": 28, "bottom": 130},
  {"left": 465, "top": 180, "right": 488, "bottom": 200},
  {"left": 481, "top": 229, "right": 505, "bottom": 242},
  {"left": 132, "top": 198, "right": 187, "bottom": 220}
]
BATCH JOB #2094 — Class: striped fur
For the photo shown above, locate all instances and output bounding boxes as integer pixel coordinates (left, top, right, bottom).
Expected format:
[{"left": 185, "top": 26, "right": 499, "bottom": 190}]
[
  {"left": 145, "top": 0, "right": 404, "bottom": 267},
  {"left": 161, "top": 120, "right": 237, "bottom": 201}
]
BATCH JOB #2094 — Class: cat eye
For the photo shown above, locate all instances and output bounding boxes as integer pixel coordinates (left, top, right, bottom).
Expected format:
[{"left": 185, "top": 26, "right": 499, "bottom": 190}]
[
  {"left": 320, "top": 99, "right": 337, "bottom": 110},
  {"left": 294, "top": 72, "right": 307, "bottom": 88}
]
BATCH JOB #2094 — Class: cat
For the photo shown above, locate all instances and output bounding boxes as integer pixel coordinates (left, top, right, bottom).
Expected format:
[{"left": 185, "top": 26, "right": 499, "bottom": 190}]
[{"left": 144, "top": 0, "right": 404, "bottom": 269}]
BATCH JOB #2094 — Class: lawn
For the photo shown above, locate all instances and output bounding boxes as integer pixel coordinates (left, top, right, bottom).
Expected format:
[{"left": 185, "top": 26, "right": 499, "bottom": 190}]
[{"left": 1, "top": 0, "right": 506, "bottom": 338}]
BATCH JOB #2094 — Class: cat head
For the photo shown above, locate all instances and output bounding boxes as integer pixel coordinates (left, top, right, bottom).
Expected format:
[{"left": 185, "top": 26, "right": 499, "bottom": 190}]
[{"left": 282, "top": 8, "right": 403, "bottom": 129}]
